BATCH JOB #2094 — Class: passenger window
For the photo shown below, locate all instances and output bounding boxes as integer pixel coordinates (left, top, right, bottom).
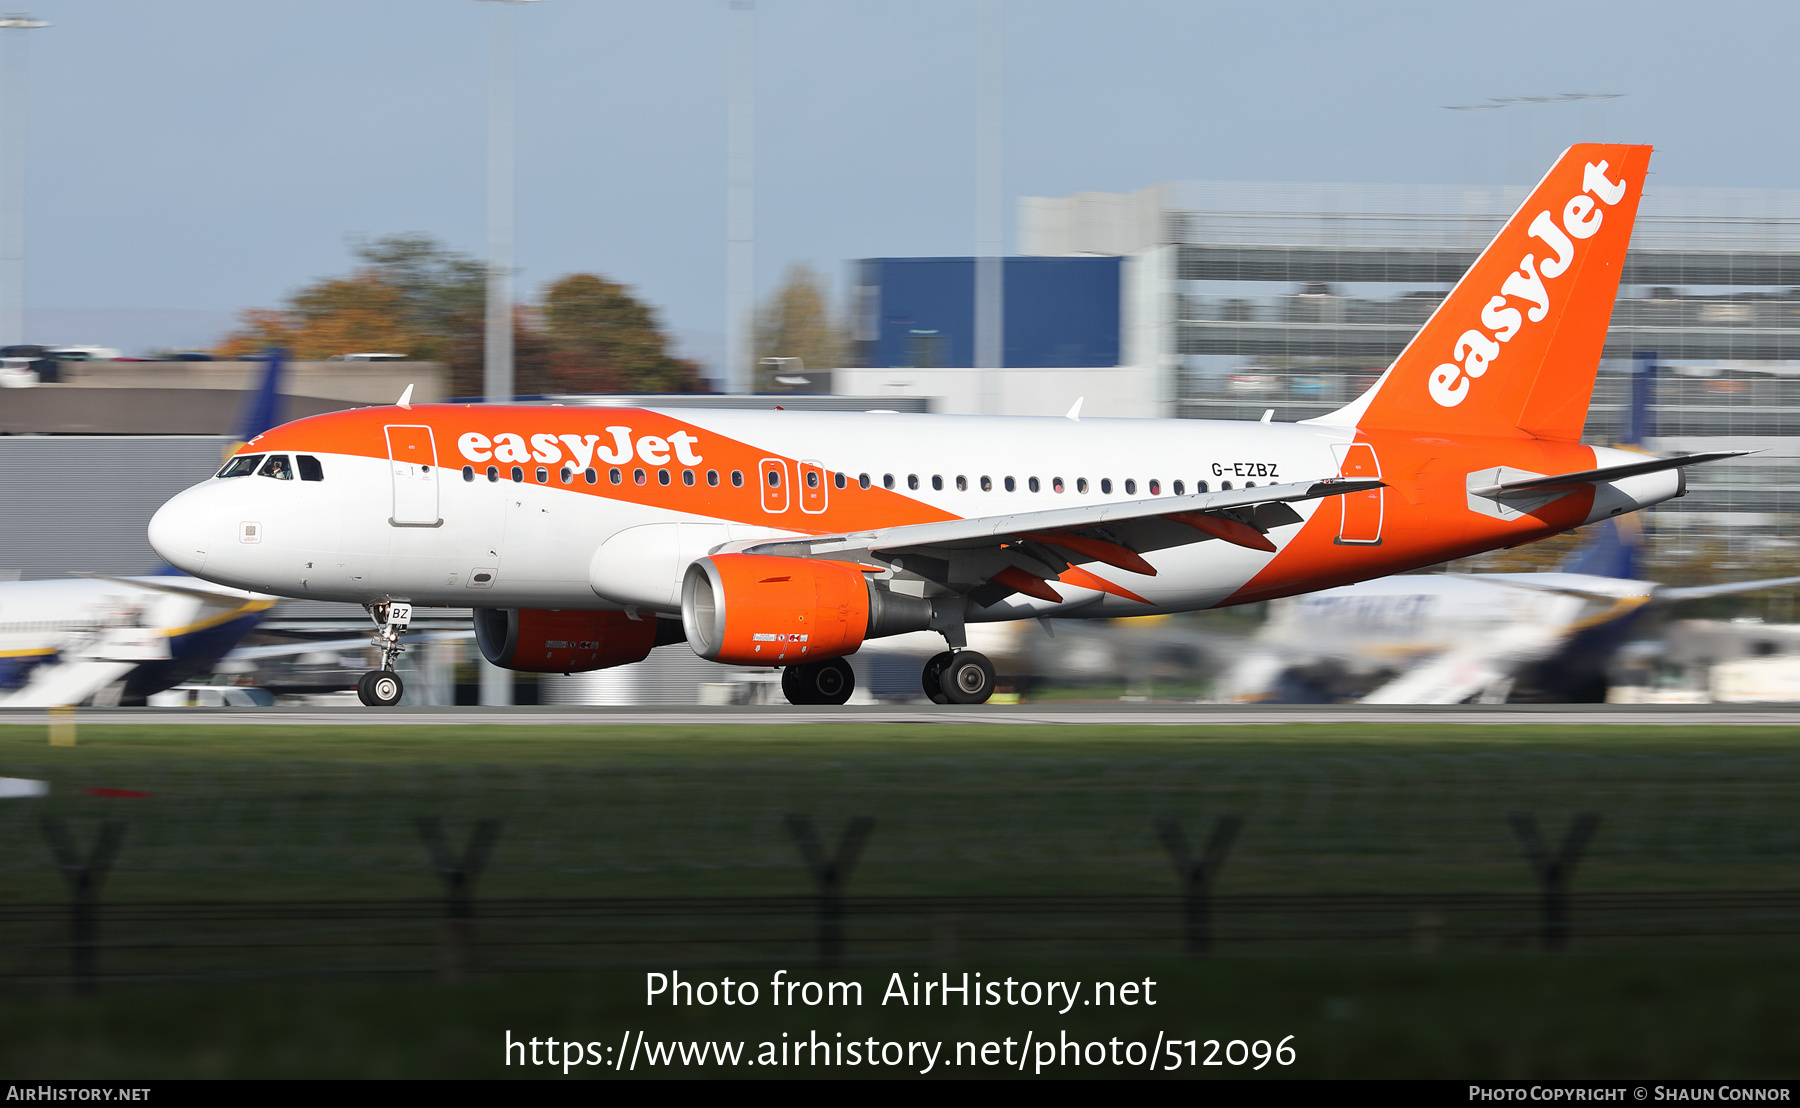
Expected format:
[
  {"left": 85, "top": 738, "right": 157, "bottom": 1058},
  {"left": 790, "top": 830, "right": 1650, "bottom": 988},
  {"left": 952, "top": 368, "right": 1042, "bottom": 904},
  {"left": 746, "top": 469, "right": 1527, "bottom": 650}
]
[
  {"left": 683, "top": 469, "right": 695, "bottom": 486},
  {"left": 585, "top": 468, "right": 597, "bottom": 484},
  {"left": 634, "top": 468, "right": 647, "bottom": 485},
  {"left": 511, "top": 466, "right": 523, "bottom": 483},
  {"left": 218, "top": 454, "right": 264, "bottom": 478},
  {"left": 980, "top": 475, "right": 992, "bottom": 492},
  {"left": 561, "top": 467, "right": 573, "bottom": 484},
  {"left": 658, "top": 469, "right": 671, "bottom": 486},
  {"left": 1245, "top": 481, "right": 1256, "bottom": 488},
  {"left": 1124, "top": 479, "right": 1137, "bottom": 495},
  {"left": 461, "top": 465, "right": 474, "bottom": 483},
  {"left": 1221, "top": 480, "right": 1232, "bottom": 491},
  {"left": 1149, "top": 479, "right": 1161, "bottom": 495},
  {"left": 1196, "top": 480, "right": 1208, "bottom": 493},
  {"left": 1004, "top": 476, "right": 1016, "bottom": 492},
  {"left": 707, "top": 470, "right": 720, "bottom": 487},
  {"left": 1028, "top": 477, "right": 1040, "bottom": 493},
  {"left": 1053, "top": 477, "right": 1065, "bottom": 493},
  {"left": 932, "top": 475, "right": 943, "bottom": 491},
  {"left": 908, "top": 475, "right": 919, "bottom": 490},
  {"left": 884, "top": 474, "right": 895, "bottom": 489},
  {"left": 536, "top": 466, "right": 548, "bottom": 483},
  {"left": 731, "top": 470, "right": 744, "bottom": 487},
  {"left": 487, "top": 466, "right": 499, "bottom": 482},
  {"left": 858, "top": 473, "right": 871, "bottom": 490},
  {"left": 834, "top": 471, "right": 847, "bottom": 490},
  {"left": 298, "top": 455, "right": 325, "bottom": 482},
  {"left": 955, "top": 475, "right": 967, "bottom": 491},
  {"left": 1077, "top": 478, "right": 1088, "bottom": 494},
  {"left": 1173, "top": 480, "right": 1185, "bottom": 495},
  {"left": 1101, "top": 478, "right": 1112, "bottom": 494},
  {"left": 258, "top": 455, "right": 293, "bottom": 480},
  {"left": 610, "top": 468, "right": 622, "bottom": 484}
]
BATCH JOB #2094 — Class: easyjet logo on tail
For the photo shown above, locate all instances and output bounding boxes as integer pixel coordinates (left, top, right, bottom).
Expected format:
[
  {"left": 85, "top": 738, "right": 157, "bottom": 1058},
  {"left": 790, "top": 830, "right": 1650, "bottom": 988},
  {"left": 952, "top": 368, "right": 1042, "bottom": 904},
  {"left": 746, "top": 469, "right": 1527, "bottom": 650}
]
[{"left": 1429, "top": 161, "right": 1631, "bottom": 408}]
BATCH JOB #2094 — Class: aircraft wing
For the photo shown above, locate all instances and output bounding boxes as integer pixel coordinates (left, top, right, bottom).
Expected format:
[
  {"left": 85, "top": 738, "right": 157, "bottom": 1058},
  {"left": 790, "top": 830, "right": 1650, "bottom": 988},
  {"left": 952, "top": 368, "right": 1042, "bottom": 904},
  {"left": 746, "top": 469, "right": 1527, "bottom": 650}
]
[
  {"left": 730, "top": 477, "right": 1383, "bottom": 604},
  {"left": 73, "top": 573, "right": 275, "bottom": 604},
  {"left": 1658, "top": 575, "right": 1800, "bottom": 603}
]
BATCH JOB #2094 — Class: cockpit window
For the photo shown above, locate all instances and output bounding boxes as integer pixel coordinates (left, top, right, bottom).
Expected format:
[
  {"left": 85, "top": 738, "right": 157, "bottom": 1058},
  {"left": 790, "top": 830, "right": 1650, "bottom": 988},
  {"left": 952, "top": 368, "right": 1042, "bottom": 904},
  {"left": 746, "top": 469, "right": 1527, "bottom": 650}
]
[
  {"left": 297, "top": 455, "right": 324, "bottom": 482},
  {"left": 258, "top": 455, "right": 293, "bottom": 480},
  {"left": 218, "top": 454, "right": 264, "bottom": 478}
]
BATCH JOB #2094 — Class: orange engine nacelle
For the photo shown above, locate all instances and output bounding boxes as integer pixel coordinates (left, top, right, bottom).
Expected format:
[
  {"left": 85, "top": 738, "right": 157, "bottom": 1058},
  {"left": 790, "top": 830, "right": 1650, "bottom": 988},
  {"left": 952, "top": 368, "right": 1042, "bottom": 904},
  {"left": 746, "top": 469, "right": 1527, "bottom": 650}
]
[
  {"left": 473, "top": 607, "right": 658, "bottom": 673},
  {"left": 681, "top": 555, "right": 870, "bottom": 666}
]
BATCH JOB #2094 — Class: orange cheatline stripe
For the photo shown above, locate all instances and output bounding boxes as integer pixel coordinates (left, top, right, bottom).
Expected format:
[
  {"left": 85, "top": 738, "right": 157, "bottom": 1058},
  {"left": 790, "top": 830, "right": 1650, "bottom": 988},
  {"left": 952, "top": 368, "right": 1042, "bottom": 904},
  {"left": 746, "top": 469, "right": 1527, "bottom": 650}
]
[
  {"left": 1056, "top": 564, "right": 1152, "bottom": 605},
  {"left": 1019, "top": 531, "right": 1157, "bottom": 577},
  {"left": 1165, "top": 511, "right": 1276, "bottom": 553}
]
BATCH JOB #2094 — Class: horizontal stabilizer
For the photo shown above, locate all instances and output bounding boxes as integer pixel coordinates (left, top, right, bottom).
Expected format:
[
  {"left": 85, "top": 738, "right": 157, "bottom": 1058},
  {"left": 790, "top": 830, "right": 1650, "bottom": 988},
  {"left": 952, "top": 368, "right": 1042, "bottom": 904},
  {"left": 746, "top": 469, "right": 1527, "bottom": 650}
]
[{"left": 1470, "top": 451, "right": 1747, "bottom": 497}]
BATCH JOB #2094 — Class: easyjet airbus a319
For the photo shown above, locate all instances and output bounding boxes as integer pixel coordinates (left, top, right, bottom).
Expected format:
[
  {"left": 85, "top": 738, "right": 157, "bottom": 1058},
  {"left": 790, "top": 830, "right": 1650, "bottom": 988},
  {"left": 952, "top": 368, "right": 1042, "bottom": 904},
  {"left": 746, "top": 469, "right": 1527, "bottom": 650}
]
[{"left": 149, "top": 144, "right": 1734, "bottom": 707}]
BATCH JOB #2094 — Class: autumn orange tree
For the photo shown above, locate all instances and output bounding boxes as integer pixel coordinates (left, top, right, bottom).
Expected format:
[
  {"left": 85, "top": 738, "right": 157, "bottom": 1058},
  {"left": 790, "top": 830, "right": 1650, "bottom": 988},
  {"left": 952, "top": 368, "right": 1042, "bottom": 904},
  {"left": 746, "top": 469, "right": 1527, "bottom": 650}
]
[{"left": 216, "top": 235, "right": 699, "bottom": 396}]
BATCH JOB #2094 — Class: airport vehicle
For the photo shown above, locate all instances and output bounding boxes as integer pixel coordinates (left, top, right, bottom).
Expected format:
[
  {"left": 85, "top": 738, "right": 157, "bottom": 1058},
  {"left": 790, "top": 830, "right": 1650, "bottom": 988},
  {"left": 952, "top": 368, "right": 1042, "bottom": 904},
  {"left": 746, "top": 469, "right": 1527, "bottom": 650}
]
[{"left": 150, "top": 143, "right": 1731, "bottom": 708}]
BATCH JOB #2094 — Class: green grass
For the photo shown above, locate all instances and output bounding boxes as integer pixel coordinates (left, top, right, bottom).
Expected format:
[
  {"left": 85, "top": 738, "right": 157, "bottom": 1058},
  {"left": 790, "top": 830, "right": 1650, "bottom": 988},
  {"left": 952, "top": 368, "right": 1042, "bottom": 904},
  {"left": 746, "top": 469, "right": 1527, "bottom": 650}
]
[{"left": 1, "top": 722, "right": 1797, "bottom": 1078}]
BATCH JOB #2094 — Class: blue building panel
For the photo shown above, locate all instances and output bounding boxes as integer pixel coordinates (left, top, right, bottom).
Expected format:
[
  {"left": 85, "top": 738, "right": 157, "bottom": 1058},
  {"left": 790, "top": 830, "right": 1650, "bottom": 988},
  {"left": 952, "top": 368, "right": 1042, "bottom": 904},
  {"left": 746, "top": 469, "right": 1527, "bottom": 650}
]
[{"left": 858, "top": 257, "right": 1121, "bottom": 368}]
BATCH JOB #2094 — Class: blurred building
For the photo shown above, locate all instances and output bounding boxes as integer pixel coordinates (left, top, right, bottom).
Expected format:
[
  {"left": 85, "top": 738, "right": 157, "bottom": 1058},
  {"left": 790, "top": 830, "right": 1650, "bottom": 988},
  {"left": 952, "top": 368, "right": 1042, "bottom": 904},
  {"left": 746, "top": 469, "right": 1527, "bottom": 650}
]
[
  {"left": 835, "top": 256, "right": 1163, "bottom": 417},
  {"left": 1013, "top": 179, "right": 1800, "bottom": 557}
]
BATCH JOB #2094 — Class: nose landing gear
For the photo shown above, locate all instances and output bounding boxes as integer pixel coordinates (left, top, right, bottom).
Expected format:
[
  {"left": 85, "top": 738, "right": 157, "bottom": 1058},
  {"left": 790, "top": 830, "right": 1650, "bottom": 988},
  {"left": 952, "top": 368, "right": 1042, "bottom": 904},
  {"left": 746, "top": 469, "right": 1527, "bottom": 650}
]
[
  {"left": 921, "top": 650, "right": 996, "bottom": 705},
  {"left": 781, "top": 657, "right": 856, "bottom": 705},
  {"left": 357, "top": 600, "right": 411, "bottom": 707}
]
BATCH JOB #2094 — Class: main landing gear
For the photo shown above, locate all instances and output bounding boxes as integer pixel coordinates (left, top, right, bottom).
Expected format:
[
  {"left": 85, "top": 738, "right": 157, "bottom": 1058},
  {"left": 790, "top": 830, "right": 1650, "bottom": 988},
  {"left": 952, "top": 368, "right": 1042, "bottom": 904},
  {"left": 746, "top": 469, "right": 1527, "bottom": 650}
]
[
  {"left": 357, "top": 600, "right": 411, "bottom": 707},
  {"left": 921, "top": 650, "right": 996, "bottom": 705},
  {"left": 781, "top": 657, "right": 856, "bottom": 706}
]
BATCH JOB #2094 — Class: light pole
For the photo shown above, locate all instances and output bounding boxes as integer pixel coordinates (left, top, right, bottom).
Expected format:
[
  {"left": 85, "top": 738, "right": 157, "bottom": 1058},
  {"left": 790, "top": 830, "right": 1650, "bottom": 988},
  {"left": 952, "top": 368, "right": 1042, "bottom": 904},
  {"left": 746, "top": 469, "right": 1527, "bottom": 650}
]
[
  {"left": 469, "top": 0, "right": 537, "bottom": 708},
  {"left": 0, "top": 11, "right": 47, "bottom": 351},
  {"left": 974, "top": 0, "right": 1002, "bottom": 415},
  {"left": 470, "top": 0, "right": 539, "bottom": 405},
  {"left": 727, "top": 0, "right": 755, "bottom": 395}
]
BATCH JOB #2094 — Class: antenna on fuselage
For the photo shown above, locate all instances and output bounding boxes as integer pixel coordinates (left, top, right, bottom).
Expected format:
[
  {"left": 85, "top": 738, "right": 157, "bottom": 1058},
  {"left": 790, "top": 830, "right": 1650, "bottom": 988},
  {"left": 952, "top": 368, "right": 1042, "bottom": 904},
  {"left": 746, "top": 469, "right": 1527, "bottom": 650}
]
[
  {"left": 1065, "top": 397, "right": 1083, "bottom": 422},
  {"left": 396, "top": 383, "right": 414, "bottom": 410}
]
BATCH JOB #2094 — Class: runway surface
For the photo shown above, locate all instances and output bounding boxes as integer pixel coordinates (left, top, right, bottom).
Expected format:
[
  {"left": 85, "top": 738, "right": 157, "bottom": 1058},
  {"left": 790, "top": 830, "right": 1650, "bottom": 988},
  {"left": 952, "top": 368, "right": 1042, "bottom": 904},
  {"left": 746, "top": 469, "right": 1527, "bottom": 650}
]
[{"left": 6, "top": 703, "right": 1800, "bottom": 727}]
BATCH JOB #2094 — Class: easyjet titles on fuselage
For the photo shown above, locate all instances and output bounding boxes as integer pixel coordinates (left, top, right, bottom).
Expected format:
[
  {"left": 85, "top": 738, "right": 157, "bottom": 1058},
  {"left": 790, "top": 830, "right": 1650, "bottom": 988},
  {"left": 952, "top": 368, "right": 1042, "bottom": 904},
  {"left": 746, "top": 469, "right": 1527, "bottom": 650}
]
[{"left": 457, "top": 428, "right": 706, "bottom": 470}]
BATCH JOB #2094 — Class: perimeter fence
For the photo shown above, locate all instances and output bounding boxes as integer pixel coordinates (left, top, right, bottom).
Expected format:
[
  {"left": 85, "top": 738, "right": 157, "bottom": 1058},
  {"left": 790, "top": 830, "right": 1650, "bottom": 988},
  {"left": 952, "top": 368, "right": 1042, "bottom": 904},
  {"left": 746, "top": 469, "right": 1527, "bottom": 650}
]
[{"left": 2, "top": 749, "right": 1798, "bottom": 985}]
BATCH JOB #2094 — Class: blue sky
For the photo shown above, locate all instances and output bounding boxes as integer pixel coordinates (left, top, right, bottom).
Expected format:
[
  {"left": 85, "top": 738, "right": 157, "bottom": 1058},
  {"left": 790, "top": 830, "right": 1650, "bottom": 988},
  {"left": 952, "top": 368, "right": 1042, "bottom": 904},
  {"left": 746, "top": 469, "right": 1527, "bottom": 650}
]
[{"left": 16, "top": 1, "right": 1799, "bottom": 362}]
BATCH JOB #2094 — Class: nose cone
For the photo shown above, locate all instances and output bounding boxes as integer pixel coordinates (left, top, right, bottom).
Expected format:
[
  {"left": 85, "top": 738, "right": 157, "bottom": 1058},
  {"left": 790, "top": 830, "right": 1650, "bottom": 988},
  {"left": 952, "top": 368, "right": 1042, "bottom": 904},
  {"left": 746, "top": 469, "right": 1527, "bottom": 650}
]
[{"left": 148, "top": 488, "right": 210, "bottom": 575}]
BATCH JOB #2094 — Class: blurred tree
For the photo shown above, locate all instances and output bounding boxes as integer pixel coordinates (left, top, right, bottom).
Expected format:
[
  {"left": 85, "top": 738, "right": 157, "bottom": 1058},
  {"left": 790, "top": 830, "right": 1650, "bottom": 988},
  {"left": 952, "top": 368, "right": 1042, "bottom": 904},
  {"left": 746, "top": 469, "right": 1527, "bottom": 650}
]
[
  {"left": 538, "top": 273, "right": 702, "bottom": 394},
  {"left": 215, "top": 237, "right": 699, "bottom": 398},
  {"left": 752, "top": 262, "right": 845, "bottom": 391}
]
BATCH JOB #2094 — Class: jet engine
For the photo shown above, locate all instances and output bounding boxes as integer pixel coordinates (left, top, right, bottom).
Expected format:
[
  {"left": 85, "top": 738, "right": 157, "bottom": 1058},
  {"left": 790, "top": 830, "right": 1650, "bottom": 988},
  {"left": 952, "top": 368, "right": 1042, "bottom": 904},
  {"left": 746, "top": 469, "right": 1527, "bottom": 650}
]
[
  {"left": 683, "top": 554, "right": 927, "bottom": 666},
  {"left": 473, "top": 607, "right": 673, "bottom": 673}
]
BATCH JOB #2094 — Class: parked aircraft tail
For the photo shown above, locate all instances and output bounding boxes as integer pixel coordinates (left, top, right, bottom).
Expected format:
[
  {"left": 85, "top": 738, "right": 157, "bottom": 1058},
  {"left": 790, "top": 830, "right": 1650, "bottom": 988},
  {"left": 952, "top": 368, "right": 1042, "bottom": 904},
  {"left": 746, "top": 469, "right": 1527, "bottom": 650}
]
[{"left": 1316, "top": 143, "right": 1652, "bottom": 443}]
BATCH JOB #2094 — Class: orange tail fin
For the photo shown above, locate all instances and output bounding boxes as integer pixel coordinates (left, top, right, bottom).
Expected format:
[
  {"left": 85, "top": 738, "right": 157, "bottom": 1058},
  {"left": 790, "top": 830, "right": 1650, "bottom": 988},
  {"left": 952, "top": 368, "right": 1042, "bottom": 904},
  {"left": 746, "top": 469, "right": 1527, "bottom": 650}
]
[{"left": 1332, "top": 143, "right": 1651, "bottom": 443}]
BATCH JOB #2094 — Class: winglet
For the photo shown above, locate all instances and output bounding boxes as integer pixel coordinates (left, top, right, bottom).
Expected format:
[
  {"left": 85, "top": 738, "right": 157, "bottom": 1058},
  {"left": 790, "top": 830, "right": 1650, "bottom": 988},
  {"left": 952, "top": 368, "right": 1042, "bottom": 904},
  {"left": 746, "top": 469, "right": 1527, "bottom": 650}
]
[
  {"left": 397, "top": 383, "right": 414, "bottom": 410},
  {"left": 1065, "top": 397, "right": 1083, "bottom": 422}
]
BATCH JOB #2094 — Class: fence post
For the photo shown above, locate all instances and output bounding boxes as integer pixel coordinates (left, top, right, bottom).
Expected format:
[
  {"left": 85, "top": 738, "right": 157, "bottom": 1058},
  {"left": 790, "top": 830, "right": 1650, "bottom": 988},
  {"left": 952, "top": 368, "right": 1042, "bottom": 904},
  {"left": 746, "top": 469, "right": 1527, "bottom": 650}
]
[
  {"left": 1508, "top": 812, "right": 1600, "bottom": 951},
  {"left": 784, "top": 815, "right": 874, "bottom": 969},
  {"left": 416, "top": 817, "right": 502, "bottom": 979},
  {"left": 41, "top": 818, "right": 126, "bottom": 992},
  {"left": 1154, "top": 815, "right": 1242, "bottom": 955}
]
